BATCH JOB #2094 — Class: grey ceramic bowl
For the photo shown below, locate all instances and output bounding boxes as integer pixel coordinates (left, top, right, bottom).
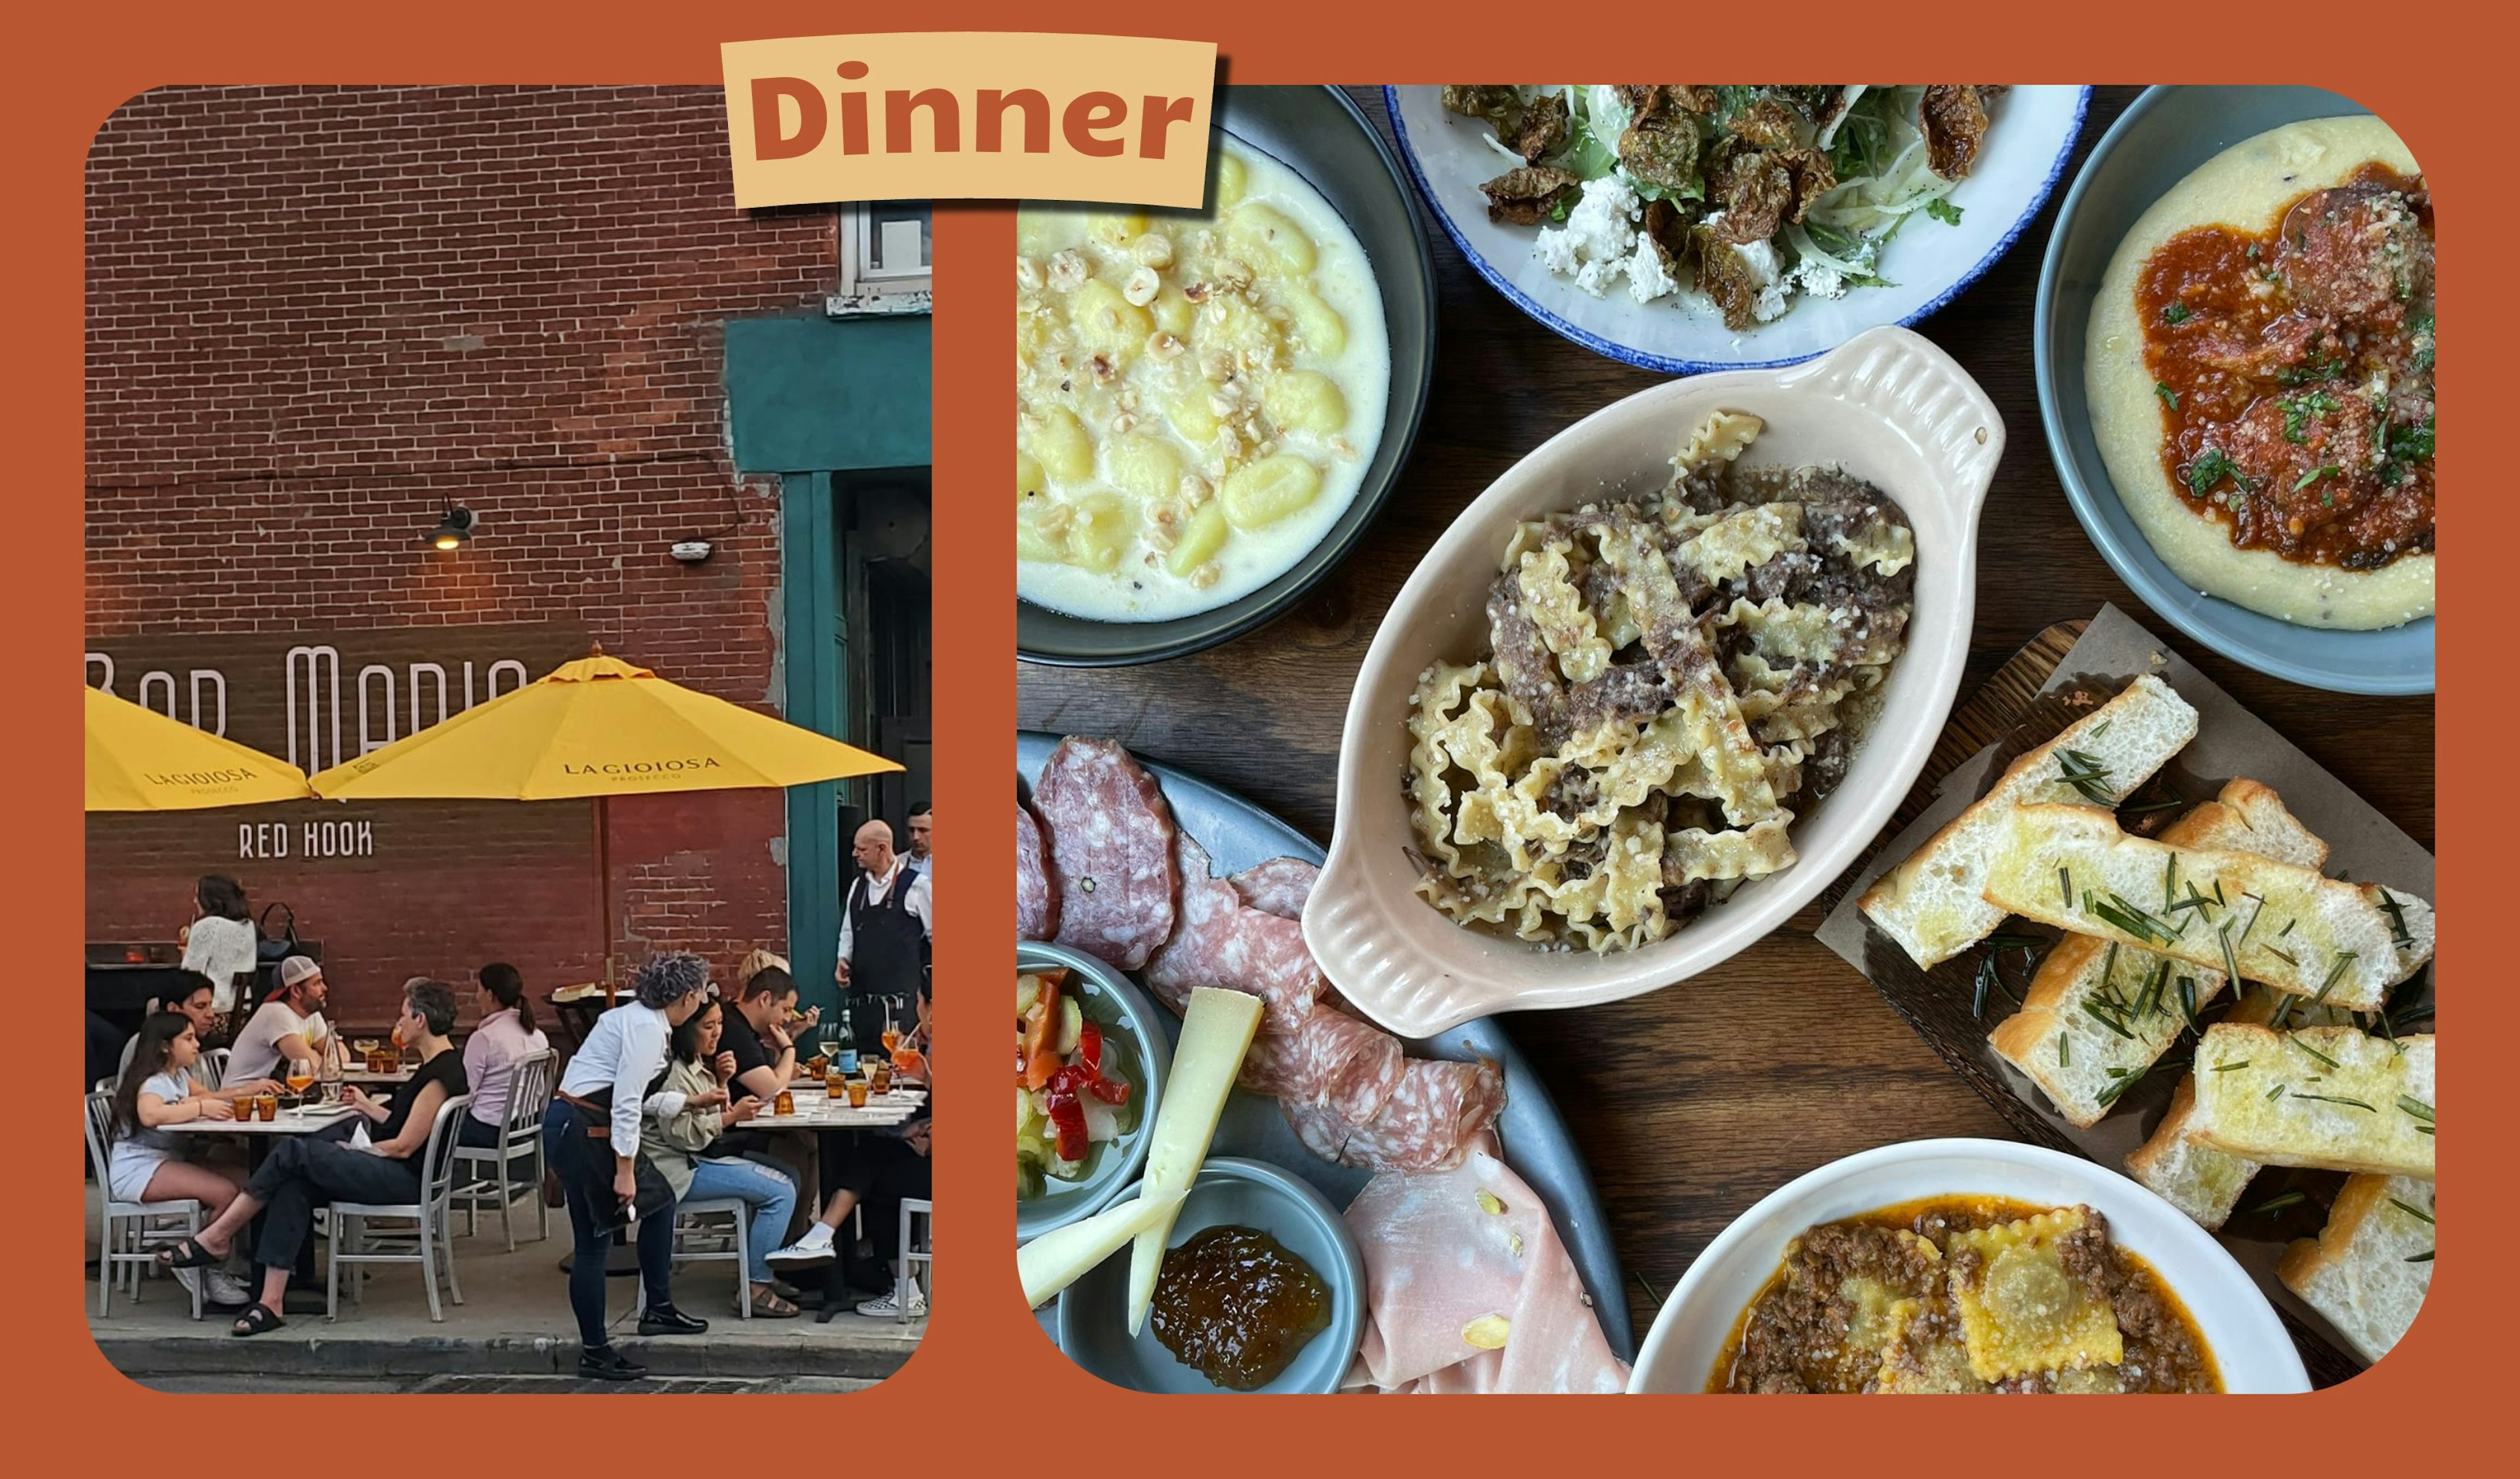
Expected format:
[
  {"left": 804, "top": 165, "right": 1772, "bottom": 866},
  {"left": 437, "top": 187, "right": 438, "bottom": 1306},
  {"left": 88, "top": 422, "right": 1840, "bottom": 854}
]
[
  {"left": 1017, "top": 83, "right": 1438, "bottom": 667},
  {"left": 1055, "top": 1156, "right": 1368, "bottom": 1394},
  {"left": 1015, "top": 942, "right": 1171, "bottom": 1243},
  {"left": 2035, "top": 85, "right": 2433, "bottom": 696}
]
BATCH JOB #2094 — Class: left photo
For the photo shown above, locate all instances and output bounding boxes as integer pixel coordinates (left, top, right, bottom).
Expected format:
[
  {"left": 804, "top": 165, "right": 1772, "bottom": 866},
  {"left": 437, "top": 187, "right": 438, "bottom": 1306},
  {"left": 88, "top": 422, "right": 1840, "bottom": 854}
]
[{"left": 83, "top": 85, "right": 934, "bottom": 1392}]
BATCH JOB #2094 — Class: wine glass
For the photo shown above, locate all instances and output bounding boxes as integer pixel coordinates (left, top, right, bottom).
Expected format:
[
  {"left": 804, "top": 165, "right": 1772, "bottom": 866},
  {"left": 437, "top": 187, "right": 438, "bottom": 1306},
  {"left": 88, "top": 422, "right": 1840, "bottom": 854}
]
[{"left": 284, "top": 1060, "right": 316, "bottom": 1108}]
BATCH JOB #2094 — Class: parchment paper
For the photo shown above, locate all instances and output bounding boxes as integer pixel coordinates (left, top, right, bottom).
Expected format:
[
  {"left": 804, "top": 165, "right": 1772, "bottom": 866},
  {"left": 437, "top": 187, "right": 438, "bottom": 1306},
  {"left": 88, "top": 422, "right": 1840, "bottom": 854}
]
[{"left": 1816, "top": 603, "right": 2435, "bottom": 1372}]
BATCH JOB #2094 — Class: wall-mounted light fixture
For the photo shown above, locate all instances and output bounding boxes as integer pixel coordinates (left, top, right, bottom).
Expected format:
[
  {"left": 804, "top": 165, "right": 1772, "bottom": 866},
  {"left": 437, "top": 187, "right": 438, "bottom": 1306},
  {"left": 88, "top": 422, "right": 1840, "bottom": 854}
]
[{"left": 425, "top": 500, "right": 477, "bottom": 551}]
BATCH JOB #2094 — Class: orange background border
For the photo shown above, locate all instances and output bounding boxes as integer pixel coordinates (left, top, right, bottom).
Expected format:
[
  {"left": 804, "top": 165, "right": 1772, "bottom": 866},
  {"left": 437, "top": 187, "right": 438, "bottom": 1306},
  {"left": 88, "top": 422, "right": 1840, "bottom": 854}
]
[{"left": 7, "top": 0, "right": 2490, "bottom": 1457}]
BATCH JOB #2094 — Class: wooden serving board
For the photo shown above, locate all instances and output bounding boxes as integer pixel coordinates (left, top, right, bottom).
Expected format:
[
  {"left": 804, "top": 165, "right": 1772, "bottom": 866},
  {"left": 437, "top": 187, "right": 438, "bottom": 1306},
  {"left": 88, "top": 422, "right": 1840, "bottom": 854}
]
[{"left": 1818, "top": 619, "right": 2369, "bottom": 1391}]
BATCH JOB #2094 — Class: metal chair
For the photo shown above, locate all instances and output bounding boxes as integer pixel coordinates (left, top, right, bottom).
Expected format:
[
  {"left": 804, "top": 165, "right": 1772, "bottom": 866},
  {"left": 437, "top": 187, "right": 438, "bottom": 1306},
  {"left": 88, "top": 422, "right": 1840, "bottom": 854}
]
[
  {"left": 449, "top": 1049, "right": 555, "bottom": 1249},
  {"left": 198, "top": 1047, "right": 230, "bottom": 1091},
  {"left": 82, "top": 1091, "right": 204, "bottom": 1320},
  {"left": 634, "top": 1197, "right": 754, "bottom": 1320},
  {"left": 894, "top": 1198, "right": 932, "bottom": 1323},
  {"left": 326, "top": 1093, "right": 471, "bottom": 1322}
]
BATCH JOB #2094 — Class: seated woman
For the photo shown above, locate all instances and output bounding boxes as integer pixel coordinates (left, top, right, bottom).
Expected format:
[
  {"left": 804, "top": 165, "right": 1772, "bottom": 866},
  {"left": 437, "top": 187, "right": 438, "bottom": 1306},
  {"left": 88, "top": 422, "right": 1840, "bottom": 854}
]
[
  {"left": 119, "top": 971, "right": 282, "bottom": 1102},
  {"left": 644, "top": 995, "right": 803, "bottom": 1318},
  {"left": 459, "top": 962, "right": 551, "bottom": 1148},
  {"left": 159, "top": 977, "right": 469, "bottom": 1337},
  {"left": 105, "top": 1012, "right": 255, "bottom": 1307}
]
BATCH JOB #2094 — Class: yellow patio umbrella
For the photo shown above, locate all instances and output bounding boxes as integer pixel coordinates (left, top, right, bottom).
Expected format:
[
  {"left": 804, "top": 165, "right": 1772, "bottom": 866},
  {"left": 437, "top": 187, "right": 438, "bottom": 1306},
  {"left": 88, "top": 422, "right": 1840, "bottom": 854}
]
[
  {"left": 306, "top": 648, "right": 900, "bottom": 995},
  {"left": 86, "top": 684, "right": 314, "bottom": 811}
]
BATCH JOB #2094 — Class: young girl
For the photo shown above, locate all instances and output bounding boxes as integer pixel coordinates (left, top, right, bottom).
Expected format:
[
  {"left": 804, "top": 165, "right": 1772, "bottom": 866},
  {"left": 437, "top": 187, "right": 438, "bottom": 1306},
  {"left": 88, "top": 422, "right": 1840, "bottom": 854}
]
[
  {"left": 107, "top": 1012, "right": 251, "bottom": 1305},
  {"left": 647, "top": 997, "right": 801, "bottom": 1317}
]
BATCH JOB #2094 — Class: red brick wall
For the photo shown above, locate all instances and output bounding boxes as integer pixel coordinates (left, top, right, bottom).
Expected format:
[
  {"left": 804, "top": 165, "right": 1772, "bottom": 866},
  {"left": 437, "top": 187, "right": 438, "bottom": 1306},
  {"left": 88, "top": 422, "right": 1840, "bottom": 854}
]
[{"left": 85, "top": 85, "right": 835, "bottom": 1027}]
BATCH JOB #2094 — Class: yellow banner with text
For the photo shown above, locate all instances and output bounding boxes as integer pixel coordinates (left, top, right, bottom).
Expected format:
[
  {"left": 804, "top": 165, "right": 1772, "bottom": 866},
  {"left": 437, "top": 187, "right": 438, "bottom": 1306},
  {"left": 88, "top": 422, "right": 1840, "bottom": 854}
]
[{"left": 721, "top": 31, "right": 1217, "bottom": 207}]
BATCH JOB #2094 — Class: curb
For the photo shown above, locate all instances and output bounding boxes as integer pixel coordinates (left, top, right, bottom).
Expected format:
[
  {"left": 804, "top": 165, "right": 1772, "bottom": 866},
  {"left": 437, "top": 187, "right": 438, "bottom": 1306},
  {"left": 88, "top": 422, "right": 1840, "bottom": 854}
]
[{"left": 93, "top": 1332, "right": 916, "bottom": 1381}]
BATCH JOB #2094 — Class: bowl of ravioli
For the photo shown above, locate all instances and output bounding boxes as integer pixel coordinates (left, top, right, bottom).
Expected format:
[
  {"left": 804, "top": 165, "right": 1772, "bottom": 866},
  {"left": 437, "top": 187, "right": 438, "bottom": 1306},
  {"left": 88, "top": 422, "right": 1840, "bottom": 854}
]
[{"left": 1628, "top": 1138, "right": 2308, "bottom": 1394}]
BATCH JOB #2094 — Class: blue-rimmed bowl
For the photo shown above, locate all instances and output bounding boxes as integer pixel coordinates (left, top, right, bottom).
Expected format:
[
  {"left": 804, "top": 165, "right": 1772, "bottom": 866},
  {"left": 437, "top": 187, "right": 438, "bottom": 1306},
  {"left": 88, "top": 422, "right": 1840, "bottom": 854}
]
[
  {"left": 1386, "top": 86, "right": 2089, "bottom": 374},
  {"left": 1056, "top": 1156, "right": 1368, "bottom": 1394},
  {"left": 2034, "top": 85, "right": 2432, "bottom": 696},
  {"left": 1015, "top": 941, "right": 1171, "bottom": 1243}
]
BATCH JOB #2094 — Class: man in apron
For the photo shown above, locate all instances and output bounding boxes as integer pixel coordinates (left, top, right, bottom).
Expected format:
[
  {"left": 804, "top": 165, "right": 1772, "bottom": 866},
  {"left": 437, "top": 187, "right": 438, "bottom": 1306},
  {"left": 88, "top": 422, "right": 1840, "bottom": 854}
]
[{"left": 833, "top": 820, "right": 929, "bottom": 1058}]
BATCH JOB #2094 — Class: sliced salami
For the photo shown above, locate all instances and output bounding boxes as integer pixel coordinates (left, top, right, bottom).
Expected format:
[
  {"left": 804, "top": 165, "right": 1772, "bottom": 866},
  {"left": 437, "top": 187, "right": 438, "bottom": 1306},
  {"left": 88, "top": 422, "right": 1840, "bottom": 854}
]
[
  {"left": 1034, "top": 738, "right": 1179, "bottom": 970},
  {"left": 1281, "top": 1058, "right": 1505, "bottom": 1175},
  {"left": 1015, "top": 799, "right": 1058, "bottom": 942},
  {"left": 1143, "top": 833, "right": 1320, "bottom": 1035},
  {"left": 1237, "top": 1003, "right": 1405, "bottom": 1125},
  {"left": 1228, "top": 858, "right": 1320, "bottom": 921}
]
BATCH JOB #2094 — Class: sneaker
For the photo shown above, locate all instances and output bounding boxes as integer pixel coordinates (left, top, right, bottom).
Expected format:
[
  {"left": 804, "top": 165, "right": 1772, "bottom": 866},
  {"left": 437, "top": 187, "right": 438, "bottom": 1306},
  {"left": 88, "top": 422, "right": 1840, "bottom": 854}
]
[
  {"left": 766, "top": 1236, "right": 836, "bottom": 1267},
  {"left": 205, "top": 1268, "right": 255, "bottom": 1307},
  {"left": 855, "top": 1285, "right": 927, "bottom": 1318},
  {"left": 170, "top": 1264, "right": 204, "bottom": 1303}
]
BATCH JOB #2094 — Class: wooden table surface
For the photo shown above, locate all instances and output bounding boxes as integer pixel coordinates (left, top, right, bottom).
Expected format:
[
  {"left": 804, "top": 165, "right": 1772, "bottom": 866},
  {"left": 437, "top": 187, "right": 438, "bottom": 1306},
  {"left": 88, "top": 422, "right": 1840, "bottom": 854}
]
[{"left": 1015, "top": 85, "right": 2435, "bottom": 1344}]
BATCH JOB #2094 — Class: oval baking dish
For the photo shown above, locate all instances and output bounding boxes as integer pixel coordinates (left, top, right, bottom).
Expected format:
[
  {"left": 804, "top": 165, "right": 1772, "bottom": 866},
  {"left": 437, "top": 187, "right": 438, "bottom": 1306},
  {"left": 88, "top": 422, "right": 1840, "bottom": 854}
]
[{"left": 1307, "top": 325, "right": 2002, "bottom": 1037}]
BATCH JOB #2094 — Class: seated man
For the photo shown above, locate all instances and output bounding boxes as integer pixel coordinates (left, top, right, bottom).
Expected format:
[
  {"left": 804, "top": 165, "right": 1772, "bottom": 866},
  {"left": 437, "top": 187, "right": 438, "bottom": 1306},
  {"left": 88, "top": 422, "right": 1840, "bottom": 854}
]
[
  {"left": 719, "top": 966, "right": 817, "bottom": 1102},
  {"left": 225, "top": 955, "right": 332, "bottom": 1087},
  {"left": 160, "top": 977, "right": 469, "bottom": 1337},
  {"left": 119, "top": 970, "right": 281, "bottom": 1102}
]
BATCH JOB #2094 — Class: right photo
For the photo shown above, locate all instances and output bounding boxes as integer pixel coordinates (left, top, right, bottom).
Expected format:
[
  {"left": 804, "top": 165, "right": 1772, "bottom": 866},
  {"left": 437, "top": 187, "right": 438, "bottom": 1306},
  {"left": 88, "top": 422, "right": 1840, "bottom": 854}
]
[{"left": 1013, "top": 87, "right": 2433, "bottom": 1393}]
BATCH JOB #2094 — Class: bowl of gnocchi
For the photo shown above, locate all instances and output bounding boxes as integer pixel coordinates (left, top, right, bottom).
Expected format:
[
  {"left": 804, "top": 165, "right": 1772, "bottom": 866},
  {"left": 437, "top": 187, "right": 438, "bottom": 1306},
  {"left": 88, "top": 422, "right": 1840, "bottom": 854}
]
[{"left": 1016, "top": 85, "right": 1437, "bottom": 666}]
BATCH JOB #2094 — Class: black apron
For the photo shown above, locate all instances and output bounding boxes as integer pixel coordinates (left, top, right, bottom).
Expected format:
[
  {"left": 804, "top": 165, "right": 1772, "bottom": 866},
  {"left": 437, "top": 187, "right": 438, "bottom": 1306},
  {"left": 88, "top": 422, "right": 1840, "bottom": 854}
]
[{"left": 845, "top": 864, "right": 927, "bottom": 1054}]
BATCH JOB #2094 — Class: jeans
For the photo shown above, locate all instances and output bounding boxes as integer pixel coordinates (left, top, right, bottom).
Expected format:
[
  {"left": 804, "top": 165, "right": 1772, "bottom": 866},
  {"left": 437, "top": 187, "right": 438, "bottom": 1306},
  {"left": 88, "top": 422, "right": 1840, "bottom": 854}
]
[
  {"left": 684, "top": 1156, "right": 797, "bottom": 1284},
  {"left": 542, "top": 1100, "right": 673, "bottom": 1348},
  {"left": 242, "top": 1135, "right": 423, "bottom": 1273}
]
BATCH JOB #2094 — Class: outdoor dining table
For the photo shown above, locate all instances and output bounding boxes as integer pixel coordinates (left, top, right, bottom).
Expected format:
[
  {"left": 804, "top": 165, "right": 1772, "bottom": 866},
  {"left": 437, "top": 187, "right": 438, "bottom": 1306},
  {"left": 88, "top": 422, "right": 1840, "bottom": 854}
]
[
  {"left": 160, "top": 1099, "right": 373, "bottom": 1289},
  {"left": 339, "top": 1067, "right": 412, "bottom": 1085}
]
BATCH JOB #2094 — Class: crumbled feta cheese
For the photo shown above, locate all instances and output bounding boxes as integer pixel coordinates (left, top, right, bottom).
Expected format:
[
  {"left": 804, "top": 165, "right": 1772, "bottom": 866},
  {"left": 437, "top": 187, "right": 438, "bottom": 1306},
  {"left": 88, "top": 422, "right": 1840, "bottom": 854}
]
[
  {"left": 1728, "top": 239, "right": 1793, "bottom": 323},
  {"left": 1533, "top": 175, "right": 1643, "bottom": 299},
  {"left": 1793, "top": 261, "right": 1849, "bottom": 301},
  {"left": 1624, "top": 236, "right": 1677, "bottom": 304}
]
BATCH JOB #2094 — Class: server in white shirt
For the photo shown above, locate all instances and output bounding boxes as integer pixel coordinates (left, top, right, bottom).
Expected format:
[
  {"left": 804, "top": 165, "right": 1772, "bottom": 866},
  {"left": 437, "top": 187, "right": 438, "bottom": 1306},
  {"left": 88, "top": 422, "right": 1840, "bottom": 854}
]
[
  {"left": 544, "top": 951, "right": 713, "bottom": 1381},
  {"left": 833, "top": 820, "right": 930, "bottom": 1056}
]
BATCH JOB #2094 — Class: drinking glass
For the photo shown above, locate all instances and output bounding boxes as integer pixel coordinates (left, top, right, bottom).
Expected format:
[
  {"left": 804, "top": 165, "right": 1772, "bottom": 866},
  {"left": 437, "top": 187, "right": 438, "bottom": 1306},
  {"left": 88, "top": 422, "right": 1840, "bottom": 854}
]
[{"left": 845, "top": 1080, "right": 868, "bottom": 1109}]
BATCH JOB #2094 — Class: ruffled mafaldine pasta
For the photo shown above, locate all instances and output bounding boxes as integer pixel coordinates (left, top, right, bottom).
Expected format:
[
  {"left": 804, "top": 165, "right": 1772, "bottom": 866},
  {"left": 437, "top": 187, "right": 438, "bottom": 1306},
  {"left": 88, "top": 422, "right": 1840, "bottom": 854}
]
[{"left": 1406, "top": 411, "right": 1916, "bottom": 951}]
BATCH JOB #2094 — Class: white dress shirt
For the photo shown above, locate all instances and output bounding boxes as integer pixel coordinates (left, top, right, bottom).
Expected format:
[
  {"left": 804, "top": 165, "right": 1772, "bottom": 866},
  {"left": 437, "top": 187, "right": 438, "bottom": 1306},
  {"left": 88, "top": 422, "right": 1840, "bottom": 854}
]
[
  {"left": 837, "top": 860, "right": 933, "bottom": 963},
  {"left": 556, "top": 1000, "right": 671, "bottom": 1156}
]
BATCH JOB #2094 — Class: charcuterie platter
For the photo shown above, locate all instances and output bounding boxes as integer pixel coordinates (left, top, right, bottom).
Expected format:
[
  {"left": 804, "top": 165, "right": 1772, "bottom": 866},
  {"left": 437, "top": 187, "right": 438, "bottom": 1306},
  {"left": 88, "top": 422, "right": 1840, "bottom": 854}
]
[{"left": 1017, "top": 730, "right": 1635, "bottom": 1384}]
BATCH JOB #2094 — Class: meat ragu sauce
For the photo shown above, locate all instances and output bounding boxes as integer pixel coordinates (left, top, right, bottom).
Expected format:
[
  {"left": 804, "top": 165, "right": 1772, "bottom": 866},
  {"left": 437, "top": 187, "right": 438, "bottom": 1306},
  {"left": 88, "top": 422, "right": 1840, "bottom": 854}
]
[
  {"left": 2138, "top": 163, "right": 2434, "bottom": 569},
  {"left": 1707, "top": 1196, "right": 2221, "bottom": 1394}
]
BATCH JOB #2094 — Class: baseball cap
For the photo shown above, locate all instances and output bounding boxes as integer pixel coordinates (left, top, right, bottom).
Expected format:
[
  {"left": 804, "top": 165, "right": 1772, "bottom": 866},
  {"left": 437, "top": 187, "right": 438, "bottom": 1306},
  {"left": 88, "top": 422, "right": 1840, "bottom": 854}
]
[{"left": 279, "top": 955, "right": 322, "bottom": 988}]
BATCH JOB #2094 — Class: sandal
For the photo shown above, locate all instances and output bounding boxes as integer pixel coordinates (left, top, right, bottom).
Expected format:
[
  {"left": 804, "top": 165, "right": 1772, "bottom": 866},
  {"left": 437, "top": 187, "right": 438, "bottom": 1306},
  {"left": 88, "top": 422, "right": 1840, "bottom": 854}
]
[
  {"left": 230, "top": 1302, "right": 286, "bottom": 1337},
  {"left": 746, "top": 1286, "right": 800, "bottom": 1319},
  {"left": 159, "top": 1236, "right": 220, "bottom": 1270}
]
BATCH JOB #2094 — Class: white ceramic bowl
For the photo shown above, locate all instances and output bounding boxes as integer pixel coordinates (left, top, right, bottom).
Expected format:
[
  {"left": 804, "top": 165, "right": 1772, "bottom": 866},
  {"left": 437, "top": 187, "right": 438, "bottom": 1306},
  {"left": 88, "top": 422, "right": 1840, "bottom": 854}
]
[
  {"left": 1628, "top": 1138, "right": 2310, "bottom": 1394},
  {"left": 1385, "top": 86, "right": 2091, "bottom": 373},
  {"left": 1307, "top": 325, "right": 1999, "bottom": 1038}
]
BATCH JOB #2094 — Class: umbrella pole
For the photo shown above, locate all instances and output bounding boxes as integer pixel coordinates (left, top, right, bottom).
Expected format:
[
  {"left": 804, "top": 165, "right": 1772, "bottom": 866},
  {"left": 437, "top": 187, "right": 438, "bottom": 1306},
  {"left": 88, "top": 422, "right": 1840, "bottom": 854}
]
[{"left": 598, "top": 794, "right": 615, "bottom": 1007}]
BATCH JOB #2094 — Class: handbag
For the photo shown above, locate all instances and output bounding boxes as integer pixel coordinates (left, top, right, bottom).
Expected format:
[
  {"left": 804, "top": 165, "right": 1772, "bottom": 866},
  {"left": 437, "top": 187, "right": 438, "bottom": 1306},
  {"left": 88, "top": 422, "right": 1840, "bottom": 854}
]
[{"left": 255, "top": 902, "right": 303, "bottom": 967}]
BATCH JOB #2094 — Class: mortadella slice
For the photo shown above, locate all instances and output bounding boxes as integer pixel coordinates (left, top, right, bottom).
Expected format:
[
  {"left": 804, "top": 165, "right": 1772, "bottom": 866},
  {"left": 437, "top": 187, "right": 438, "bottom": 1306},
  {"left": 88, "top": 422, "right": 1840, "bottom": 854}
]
[{"left": 1342, "top": 1149, "right": 1630, "bottom": 1394}]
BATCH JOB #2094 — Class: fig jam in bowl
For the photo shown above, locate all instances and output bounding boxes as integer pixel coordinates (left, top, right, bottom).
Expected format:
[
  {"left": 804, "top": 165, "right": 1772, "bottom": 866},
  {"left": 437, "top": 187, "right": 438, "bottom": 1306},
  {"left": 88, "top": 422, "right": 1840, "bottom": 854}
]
[{"left": 1057, "top": 1156, "right": 1368, "bottom": 1394}]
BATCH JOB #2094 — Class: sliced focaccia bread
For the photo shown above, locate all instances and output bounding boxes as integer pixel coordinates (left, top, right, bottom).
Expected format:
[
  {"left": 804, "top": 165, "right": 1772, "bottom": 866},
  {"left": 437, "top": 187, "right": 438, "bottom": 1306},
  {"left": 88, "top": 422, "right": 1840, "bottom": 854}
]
[
  {"left": 2185, "top": 1024, "right": 2434, "bottom": 1177},
  {"left": 2125, "top": 1077, "right": 2261, "bottom": 1230},
  {"left": 1988, "top": 780, "right": 2327, "bottom": 1126},
  {"left": 2277, "top": 1173, "right": 2434, "bottom": 1365},
  {"left": 1860, "top": 675, "right": 2198, "bottom": 969},
  {"left": 1981, "top": 804, "right": 2433, "bottom": 1010}
]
